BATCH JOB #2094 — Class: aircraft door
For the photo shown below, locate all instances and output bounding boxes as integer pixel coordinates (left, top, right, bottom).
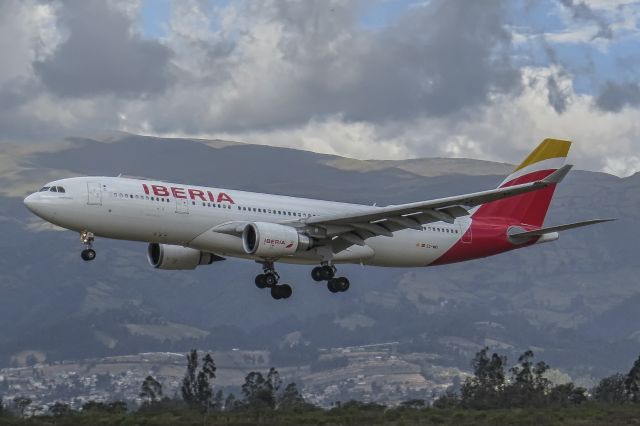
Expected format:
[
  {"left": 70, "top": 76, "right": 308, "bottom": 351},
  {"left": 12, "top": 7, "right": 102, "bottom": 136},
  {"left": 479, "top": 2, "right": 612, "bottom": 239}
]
[
  {"left": 175, "top": 197, "right": 189, "bottom": 214},
  {"left": 460, "top": 221, "right": 472, "bottom": 243},
  {"left": 87, "top": 182, "right": 102, "bottom": 205}
]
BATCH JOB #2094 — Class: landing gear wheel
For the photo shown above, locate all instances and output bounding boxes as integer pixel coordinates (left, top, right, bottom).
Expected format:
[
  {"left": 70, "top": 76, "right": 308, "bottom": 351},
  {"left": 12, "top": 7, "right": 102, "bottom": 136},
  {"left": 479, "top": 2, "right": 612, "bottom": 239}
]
[
  {"left": 327, "top": 279, "right": 340, "bottom": 293},
  {"left": 81, "top": 249, "right": 96, "bottom": 261},
  {"left": 321, "top": 265, "right": 335, "bottom": 280},
  {"left": 270, "top": 284, "right": 293, "bottom": 300},
  {"left": 255, "top": 274, "right": 268, "bottom": 289},
  {"left": 336, "top": 277, "right": 350, "bottom": 292},
  {"left": 279, "top": 284, "right": 292, "bottom": 299},
  {"left": 270, "top": 286, "right": 282, "bottom": 300},
  {"left": 264, "top": 273, "right": 278, "bottom": 287},
  {"left": 311, "top": 267, "right": 324, "bottom": 282}
]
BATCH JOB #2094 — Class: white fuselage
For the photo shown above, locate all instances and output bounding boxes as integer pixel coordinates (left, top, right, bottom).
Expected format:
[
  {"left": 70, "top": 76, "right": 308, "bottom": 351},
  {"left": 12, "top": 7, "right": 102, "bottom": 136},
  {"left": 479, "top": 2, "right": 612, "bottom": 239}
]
[{"left": 24, "top": 176, "right": 468, "bottom": 267}]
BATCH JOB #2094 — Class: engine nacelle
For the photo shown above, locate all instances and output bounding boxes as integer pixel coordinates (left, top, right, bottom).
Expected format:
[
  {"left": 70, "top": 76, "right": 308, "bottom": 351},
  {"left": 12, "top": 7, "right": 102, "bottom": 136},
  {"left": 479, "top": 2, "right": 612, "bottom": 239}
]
[
  {"left": 242, "top": 222, "right": 312, "bottom": 257},
  {"left": 147, "top": 243, "right": 215, "bottom": 270}
]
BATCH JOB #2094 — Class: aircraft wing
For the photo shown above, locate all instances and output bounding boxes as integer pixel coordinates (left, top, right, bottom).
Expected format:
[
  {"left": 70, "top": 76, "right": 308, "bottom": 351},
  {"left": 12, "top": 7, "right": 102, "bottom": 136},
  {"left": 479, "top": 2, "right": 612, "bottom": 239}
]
[{"left": 305, "top": 165, "right": 572, "bottom": 250}]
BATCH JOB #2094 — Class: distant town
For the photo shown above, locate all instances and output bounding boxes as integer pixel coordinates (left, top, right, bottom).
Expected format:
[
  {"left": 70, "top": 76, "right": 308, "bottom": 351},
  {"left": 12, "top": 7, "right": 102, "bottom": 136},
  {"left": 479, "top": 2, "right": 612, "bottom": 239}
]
[{"left": 0, "top": 343, "right": 465, "bottom": 415}]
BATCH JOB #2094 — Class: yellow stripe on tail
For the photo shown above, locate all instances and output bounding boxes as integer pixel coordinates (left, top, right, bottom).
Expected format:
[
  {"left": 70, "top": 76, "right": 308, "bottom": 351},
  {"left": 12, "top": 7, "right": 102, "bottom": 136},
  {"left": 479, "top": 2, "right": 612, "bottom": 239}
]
[{"left": 513, "top": 138, "right": 571, "bottom": 172}]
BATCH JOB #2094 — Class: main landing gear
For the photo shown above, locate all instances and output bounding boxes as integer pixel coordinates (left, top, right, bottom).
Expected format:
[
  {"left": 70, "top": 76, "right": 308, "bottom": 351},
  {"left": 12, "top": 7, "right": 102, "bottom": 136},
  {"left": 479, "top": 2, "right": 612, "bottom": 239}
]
[
  {"left": 80, "top": 230, "right": 96, "bottom": 261},
  {"left": 255, "top": 261, "right": 292, "bottom": 300},
  {"left": 311, "top": 264, "right": 350, "bottom": 293}
]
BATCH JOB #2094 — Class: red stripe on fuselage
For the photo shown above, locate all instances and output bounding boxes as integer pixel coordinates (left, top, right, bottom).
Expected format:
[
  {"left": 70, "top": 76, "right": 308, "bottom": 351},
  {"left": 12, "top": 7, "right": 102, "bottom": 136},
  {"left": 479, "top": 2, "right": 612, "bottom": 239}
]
[{"left": 430, "top": 218, "right": 537, "bottom": 265}]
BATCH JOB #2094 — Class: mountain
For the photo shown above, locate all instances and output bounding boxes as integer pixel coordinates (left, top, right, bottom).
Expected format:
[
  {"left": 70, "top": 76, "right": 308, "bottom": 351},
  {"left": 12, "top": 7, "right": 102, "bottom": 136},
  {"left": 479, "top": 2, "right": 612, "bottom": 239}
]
[{"left": 0, "top": 133, "right": 637, "bottom": 386}]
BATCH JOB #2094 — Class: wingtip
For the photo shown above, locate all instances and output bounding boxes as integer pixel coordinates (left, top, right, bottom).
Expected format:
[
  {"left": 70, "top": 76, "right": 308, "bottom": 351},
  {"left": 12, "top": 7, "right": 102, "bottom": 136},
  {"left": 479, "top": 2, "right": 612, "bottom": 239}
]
[{"left": 542, "top": 164, "right": 573, "bottom": 184}]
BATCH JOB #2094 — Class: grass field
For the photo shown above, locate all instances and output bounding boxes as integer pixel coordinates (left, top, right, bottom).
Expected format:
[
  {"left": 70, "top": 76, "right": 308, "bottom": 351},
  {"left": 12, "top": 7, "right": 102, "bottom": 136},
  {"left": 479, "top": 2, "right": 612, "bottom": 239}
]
[{"left": 2, "top": 404, "right": 640, "bottom": 426}]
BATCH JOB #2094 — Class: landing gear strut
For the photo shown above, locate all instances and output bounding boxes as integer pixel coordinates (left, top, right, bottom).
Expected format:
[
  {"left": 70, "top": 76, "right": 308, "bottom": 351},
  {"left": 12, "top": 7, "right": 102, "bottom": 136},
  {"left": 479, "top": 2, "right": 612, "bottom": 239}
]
[
  {"left": 255, "top": 261, "right": 292, "bottom": 300},
  {"left": 311, "top": 263, "right": 350, "bottom": 293},
  {"left": 80, "top": 230, "right": 96, "bottom": 261}
]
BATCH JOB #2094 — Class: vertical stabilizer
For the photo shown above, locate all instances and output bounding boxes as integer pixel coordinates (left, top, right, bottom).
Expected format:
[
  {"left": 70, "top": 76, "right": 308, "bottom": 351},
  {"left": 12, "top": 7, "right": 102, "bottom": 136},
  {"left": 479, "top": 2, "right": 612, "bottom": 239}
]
[{"left": 472, "top": 138, "right": 571, "bottom": 227}]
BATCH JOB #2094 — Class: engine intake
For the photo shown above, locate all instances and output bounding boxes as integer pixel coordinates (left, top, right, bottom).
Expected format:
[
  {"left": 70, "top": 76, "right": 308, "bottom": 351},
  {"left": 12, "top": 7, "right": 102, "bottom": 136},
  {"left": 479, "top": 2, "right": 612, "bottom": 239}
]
[
  {"left": 242, "top": 222, "right": 312, "bottom": 257},
  {"left": 147, "top": 243, "right": 215, "bottom": 270}
]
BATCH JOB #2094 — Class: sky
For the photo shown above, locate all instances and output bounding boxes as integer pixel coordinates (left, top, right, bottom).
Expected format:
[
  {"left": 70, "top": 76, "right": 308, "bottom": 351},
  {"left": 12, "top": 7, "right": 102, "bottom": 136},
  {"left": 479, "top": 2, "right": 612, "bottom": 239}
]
[{"left": 1, "top": 0, "right": 640, "bottom": 176}]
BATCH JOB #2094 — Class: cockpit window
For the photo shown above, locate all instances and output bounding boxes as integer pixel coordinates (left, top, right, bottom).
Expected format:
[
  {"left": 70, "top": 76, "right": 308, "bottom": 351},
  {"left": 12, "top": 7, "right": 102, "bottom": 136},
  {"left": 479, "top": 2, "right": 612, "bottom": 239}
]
[
  {"left": 56, "top": 186, "right": 65, "bottom": 193},
  {"left": 39, "top": 187, "right": 50, "bottom": 192},
  {"left": 50, "top": 187, "right": 58, "bottom": 192}
]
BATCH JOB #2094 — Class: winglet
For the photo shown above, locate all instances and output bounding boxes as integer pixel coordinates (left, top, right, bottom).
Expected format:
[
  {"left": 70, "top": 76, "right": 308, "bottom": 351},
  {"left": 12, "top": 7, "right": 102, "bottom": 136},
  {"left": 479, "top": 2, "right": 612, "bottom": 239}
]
[{"left": 542, "top": 164, "right": 573, "bottom": 184}]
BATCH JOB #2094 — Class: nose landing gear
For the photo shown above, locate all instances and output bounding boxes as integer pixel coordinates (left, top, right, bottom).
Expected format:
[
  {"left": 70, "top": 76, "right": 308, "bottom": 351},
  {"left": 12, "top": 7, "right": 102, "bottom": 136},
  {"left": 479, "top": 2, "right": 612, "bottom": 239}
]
[
  {"left": 255, "top": 261, "right": 292, "bottom": 300},
  {"left": 80, "top": 230, "right": 96, "bottom": 261}
]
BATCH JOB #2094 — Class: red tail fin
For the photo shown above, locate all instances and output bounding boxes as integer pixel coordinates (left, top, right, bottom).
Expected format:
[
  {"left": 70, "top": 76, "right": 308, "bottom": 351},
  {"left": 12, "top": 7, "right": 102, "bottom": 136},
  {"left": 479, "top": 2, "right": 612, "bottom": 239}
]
[{"left": 472, "top": 139, "right": 571, "bottom": 227}]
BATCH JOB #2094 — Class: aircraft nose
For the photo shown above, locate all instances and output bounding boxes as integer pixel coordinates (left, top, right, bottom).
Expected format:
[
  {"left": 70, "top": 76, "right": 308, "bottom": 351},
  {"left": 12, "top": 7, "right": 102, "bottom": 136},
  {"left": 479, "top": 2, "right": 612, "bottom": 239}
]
[{"left": 23, "top": 193, "right": 39, "bottom": 213}]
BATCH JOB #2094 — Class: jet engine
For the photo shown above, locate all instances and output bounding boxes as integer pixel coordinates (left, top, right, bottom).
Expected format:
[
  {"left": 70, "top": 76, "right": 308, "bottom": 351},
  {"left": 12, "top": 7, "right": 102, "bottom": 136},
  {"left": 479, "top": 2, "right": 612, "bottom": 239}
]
[
  {"left": 147, "top": 243, "right": 215, "bottom": 270},
  {"left": 242, "top": 222, "right": 313, "bottom": 257}
]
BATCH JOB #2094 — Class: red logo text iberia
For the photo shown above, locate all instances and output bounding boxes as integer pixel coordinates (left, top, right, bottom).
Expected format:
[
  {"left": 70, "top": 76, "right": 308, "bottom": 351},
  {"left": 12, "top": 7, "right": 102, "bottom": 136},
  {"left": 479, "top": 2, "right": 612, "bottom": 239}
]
[{"left": 142, "top": 184, "right": 235, "bottom": 204}]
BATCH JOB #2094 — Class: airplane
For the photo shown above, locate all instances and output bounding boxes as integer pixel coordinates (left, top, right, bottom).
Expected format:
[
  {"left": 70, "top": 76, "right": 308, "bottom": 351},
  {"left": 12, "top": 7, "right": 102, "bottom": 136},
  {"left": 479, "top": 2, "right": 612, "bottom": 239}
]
[{"left": 23, "top": 138, "right": 613, "bottom": 300}]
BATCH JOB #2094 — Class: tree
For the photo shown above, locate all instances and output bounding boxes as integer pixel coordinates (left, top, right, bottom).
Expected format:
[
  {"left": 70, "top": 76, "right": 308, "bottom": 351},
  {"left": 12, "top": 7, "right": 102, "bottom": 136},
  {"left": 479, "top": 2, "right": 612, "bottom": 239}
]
[
  {"left": 266, "top": 368, "right": 281, "bottom": 396},
  {"left": 196, "top": 353, "right": 217, "bottom": 409},
  {"left": 506, "top": 350, "right": 550, "bottom": 408},
  {"left": 50, "top": 402, "right": 72, "bottom": 417},
  {"left": 460, "top": 347, "right": 506, "bottom": 409},
  {"left": 181, "top": 350, "right": 217, "bottom": 410},
  {"left": 212, "top": 390, "right": 224, "bottom": 411},
  {"left": 278, "top": 382, "right": 307, "bottom": 410},
  {"left": 13, "top": 396, "right": 31, "bottom": 418},
  {"left": 181, "top": 349, "right": 199, "bottom": 406},
  {"left": 594, "top": 373, "right": 627, "bottom": 404},
  {"left": 242, "top": 370, "right": 278, "bottom": 409},
  {"left": 547, "top": 383, "right": 587, "bottom": 407},
  {"left": 399, "top": 398, "right": 426, "bottom": 409},
  {"left": 625, "top": 355, "right": 640, "bottom": 402},
  {"left": 224, "top": 393, "right": 239, "bottom": 411},
  {"left": 140, "top": 375, "right": 163, "bottom": 404},
  {"left": 0, "top": 397, "right": 4, "bottom": 417},
  {"left": 433, "top": 390, "right": 461, "bottom": 409},
  {"left": 82, "top": 400, "right": 127, "bottom": 414}
]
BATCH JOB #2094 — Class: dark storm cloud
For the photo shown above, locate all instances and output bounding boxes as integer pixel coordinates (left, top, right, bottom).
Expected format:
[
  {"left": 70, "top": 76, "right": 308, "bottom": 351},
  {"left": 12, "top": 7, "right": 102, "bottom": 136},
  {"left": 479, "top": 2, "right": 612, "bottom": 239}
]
[
  {"left": 33, "top": 0, "right": 172, "bottom": 97},
  {"left": 546, "top": 75, "right": 569, "bottom": 113},
  {"left": 557, "top": 0, "right": 613, "bottom": 40},
  {"left": 595, "top": 81, "right": 640, "bottom": 112},
  {"left": 207, "top": 0, "right": 521, "bottom": 132}
]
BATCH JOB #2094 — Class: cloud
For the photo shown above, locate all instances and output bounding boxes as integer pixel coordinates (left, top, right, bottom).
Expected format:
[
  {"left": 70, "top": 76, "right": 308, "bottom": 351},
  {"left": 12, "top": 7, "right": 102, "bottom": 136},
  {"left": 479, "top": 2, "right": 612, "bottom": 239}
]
[
  {"left": 1, "top": 0, "right": 640, "bottom": 177},
  {"left": 130, "top": 0, "right": 520, "bottom": 134},
  {"left": 595, "top": 80, "right": 640, "bottom": 111},
  {"left": 557, "top": 0, "right": 613, "bottom": 40},
  {"left": 33, "top": 0, "right": 172, "bottom": 97}
]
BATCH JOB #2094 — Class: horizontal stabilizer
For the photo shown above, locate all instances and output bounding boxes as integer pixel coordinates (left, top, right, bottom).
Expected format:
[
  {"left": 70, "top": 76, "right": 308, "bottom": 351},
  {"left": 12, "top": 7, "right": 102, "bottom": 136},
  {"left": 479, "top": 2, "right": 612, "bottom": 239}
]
[
  {"left": 508, "top": 218, "right": 615, "bottom": 242},
  {"left": 542, "top": 164, "right": 573, "bottom": 184}
]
